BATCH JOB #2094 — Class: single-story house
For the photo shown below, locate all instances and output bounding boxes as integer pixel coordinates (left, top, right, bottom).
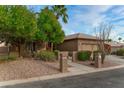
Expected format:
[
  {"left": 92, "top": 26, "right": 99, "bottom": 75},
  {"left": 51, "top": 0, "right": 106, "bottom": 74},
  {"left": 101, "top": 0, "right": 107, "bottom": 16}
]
[{"left": 56, "top": 33, "right": 98, "bottom": 52}]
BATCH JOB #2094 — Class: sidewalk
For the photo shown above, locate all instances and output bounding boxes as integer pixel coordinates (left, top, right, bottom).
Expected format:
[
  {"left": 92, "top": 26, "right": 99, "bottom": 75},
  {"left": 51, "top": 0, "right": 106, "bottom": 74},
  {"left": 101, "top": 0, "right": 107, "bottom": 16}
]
[{"left": 1, "top": 61, "right": 124, "bottom": 87}]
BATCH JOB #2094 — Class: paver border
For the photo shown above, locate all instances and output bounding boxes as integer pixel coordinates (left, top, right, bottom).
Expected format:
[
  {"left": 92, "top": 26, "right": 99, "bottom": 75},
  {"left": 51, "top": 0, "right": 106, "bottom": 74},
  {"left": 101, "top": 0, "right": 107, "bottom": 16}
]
[{"left": 1, "top": 65, "right": 124, "bottom": 87}]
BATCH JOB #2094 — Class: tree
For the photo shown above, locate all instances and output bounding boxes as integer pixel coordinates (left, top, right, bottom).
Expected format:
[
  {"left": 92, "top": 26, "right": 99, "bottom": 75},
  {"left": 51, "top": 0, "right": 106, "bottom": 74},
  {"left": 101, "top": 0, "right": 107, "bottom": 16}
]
[
  {"left": 37, "top": 7, "right": 65, "bottom": 51},
  {"left": 0, "top": 6, "right": 37, "bottom": 57},
  {"left": 95, "top": 23, "right": 113, "bottom": 64},
  {"left": 107, "top": 39, "right": 112, "bottom": 42},
  {"left": 51, "top": 5, "right": 68, "bottom": 23},
  {"left": 118, "top": 37, "right": 122, "bottom": 42},
  {"left": 0, "top": 6, "right": 14, "bottom": 56}
]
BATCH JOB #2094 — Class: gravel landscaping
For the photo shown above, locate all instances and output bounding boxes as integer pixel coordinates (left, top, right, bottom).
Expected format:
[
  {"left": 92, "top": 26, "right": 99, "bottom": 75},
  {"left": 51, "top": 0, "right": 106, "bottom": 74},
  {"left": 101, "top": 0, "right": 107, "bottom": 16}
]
[{"left": 0, "top": 58, "right": 61, "bottom": 82}]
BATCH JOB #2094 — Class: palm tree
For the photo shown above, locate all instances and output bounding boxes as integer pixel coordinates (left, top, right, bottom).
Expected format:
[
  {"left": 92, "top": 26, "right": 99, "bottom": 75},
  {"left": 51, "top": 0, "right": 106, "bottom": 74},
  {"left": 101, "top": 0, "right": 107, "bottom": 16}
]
[
  {"left": 51, "top": 5, "right": 68, "bottom": 23},
  {"left": 118, "top": 37, "right": 122, "bottom": 42}
]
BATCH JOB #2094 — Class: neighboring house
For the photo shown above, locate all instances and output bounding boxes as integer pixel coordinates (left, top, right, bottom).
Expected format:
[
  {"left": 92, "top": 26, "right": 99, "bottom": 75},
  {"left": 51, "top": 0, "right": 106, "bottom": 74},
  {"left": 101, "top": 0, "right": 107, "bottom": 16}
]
[
  {"left": 105, "top": 42, "right": 124, "bottom": 53},
  {"left": 57, "top": 33, "right": 98, "bottom": 52}
]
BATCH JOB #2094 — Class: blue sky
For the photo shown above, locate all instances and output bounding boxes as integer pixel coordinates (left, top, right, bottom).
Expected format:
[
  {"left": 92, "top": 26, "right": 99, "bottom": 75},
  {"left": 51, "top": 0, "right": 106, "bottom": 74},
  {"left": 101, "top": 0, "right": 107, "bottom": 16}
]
[{"left": 28, "top": 5, "right": 124, "bottom": 41}]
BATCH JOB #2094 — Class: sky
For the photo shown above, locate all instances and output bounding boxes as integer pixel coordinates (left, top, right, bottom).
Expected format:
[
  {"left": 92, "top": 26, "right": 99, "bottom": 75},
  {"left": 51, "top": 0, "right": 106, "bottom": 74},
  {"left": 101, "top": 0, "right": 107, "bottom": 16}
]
[{"left": 28, "top": 5, "right": 124, "bottom": 42}]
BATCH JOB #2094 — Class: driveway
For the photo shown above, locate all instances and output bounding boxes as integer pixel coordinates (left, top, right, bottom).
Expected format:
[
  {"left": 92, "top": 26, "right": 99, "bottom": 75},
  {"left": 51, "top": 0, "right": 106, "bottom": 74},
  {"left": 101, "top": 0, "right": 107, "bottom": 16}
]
[
  {"left": 105, "top": 55, "right": 124, "bottom": 65},
  {"left": 3, "top": 67, "right": 124, "bottom": 88}
]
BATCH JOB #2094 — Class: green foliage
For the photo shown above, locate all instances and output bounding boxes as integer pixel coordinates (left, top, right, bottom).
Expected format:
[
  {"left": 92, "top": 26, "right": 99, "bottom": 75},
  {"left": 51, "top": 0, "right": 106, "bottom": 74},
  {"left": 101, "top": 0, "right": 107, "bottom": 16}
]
[
  {"left": 0, "top": 6, "right": 38, "bottom": 57},
  {"left": 116, "top": 49, "right": 124, "bottom": 56},
  {"left": 51, "top": 5, "right": 68, "bottom": 23},
  {"left": 53, "top": 50, "right": 60, "bottom": 59},
  {"left": 9, "top": 6, "right": 37, "bottom": 42},
  {"left": 77, "top": 51, "right": 91, "bottom": 61},
  {"left": 35, "top": 50, "right": 56, "bottom": 61},
  {"left": 0, "top": 5, "right": 66, "bottom": 56},
  {"left": 37, "top": 7, "right": 65, "bottom": 44},
  {"left": 0, "top": 55, "right": 17, "bottom": 62},
  {"left": 0, "top": 6, "right": 37, "bottom": 43}
]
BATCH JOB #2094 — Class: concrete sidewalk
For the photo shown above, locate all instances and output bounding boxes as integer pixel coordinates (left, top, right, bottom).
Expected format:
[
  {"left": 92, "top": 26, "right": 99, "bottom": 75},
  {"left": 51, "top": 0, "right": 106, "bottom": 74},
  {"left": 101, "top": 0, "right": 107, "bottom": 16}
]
[{"left": 1, "top": 61, "right": 124, "bottom": 87}]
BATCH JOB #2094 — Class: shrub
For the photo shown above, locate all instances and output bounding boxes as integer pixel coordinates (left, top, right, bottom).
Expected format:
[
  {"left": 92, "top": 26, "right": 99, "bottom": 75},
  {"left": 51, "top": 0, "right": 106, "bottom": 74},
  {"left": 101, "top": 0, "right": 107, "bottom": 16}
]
[
  {"left": 116, "top": 48, "right": 124, "bottom": 56},
  {"left": 35, "top": 50, "right": 56, "bottom": 61},
  {"left": 54, "top": 50, "right": 59, "bottom": 56},
  {"left": 111, "top": 51, "right": 116, "bottom": 55},
  {"left": 0, "top": 55, "right": 17, "bottom": 62},
  {"left": 77, "top": 51, "right": 91, "bottom": 61},
  {"left": 53, "top": 50, "right": 60, "bottom": 60}
]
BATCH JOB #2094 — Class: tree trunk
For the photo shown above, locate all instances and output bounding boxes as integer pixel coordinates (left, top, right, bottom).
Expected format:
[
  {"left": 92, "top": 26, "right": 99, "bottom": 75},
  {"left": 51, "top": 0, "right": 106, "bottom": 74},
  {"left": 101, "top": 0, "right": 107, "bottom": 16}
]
[
  {"left": 50, "top": 43, "right": 53, "bottom": 51},
  {"left": 18, "top": 44, "right": 21, "bottom": 57},
  {"left": 33, "top": 42, "right": 36, "bottom": 52},
  {"left": 17, "top": 43, "right": 24, "bottom": 57},
  {"left": 7, "top": 44, "right": 10, "bottom": 58},
  {"left": 101, "top": 53, "right": 105, "bottom": 64},
  {"left": 44, "top": 42, "right": 47, "bottom": 50}
]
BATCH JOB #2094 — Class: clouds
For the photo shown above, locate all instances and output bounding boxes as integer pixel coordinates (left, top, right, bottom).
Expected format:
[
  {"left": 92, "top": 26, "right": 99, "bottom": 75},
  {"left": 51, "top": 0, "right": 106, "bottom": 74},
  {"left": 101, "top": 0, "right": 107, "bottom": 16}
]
[
  {"left": 28, "top": 5, "right": 124, "bottom": 41},
  {"left": 61, "top": 5, "right": 124, "bottom": 41}
]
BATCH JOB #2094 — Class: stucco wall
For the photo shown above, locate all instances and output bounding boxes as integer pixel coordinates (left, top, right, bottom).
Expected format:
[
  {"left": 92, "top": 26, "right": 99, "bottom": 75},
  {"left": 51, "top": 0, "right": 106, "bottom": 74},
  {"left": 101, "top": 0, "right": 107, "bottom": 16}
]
[
  {"left": 57, "top": 39, "right": 98, "bottom": 52},
  {"left": 77, "top": 39, "right": 98, "bottom": 51}
]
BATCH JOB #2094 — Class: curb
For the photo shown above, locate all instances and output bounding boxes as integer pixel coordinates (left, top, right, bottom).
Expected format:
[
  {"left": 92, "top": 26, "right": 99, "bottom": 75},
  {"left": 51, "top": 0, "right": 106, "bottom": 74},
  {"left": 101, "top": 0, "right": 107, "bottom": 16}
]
[{"left": 0, "top": 65, "right": 124, "bottom": 87}]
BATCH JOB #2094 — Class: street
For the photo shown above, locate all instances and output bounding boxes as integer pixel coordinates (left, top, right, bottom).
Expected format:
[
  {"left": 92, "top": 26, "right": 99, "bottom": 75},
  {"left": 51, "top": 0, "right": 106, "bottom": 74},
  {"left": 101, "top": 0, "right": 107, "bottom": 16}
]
[{"left": 3, "top": 67, "right": 124, "bottom": 88}]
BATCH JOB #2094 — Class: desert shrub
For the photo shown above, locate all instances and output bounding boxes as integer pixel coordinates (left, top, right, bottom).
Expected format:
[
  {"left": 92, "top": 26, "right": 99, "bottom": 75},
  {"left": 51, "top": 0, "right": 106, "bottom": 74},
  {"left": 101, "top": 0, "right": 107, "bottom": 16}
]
[
  {"left": 116, "top": 49, "right": 124, "bottom": 56},
  {"left": 0, "top": 55, "right": 17, "bottom": 62},
  {"left": 35, "top": 50, "right": 56, "bottom": 61},
  {"left": 77, "top": 51, "right": 91, "bottom": 61}
]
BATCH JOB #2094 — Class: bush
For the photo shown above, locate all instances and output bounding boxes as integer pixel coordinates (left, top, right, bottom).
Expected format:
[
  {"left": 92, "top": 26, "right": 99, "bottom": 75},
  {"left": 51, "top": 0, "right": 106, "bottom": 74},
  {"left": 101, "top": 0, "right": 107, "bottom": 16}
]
[
  {"left": 53, "top": 50, "right": 60, "bottom": 60},
  {"left": 35, "top": 50, "right": 56, "bottom": 61},
  {"left": 111, "top": 51, "right": 116, "bottom": 55},
  {"left": 0, "top": 55, "right": 17, "bottom": 62},
  {"left": 54, "top": 50, "right": 59, "bottom": 56},
  {"left": 77, "top": 51, "right": 91, "bottom": 61},
  {"left": 116, "top": 49, "right": 124, "bottom": 56}
]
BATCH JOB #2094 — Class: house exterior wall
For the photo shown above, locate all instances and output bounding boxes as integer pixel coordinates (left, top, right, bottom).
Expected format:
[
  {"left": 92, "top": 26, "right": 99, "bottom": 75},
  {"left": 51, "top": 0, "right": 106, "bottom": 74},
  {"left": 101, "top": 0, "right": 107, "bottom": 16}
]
[
  {"left": 111, "top": 46, "right": 124, "bottom": 53},
  {"left": 57, "top": 39, "right": 98, "bottom": 52},
  {"left": 77, "top": 39, "right": 98, "bottom": 51},
  {"left": 57, "top": 39, "right": 78, "bottom": 51}
]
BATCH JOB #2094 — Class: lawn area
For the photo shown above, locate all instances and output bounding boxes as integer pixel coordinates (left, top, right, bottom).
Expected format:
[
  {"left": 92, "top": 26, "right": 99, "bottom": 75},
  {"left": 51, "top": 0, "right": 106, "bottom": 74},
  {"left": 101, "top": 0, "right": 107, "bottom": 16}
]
[{"left": 0, "top": 58, "right": 61, "bottom": 82}]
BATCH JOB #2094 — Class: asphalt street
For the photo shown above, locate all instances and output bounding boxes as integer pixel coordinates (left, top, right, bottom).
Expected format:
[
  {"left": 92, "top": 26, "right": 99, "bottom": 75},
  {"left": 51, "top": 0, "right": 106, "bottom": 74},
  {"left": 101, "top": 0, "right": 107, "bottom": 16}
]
[{"left": 3, "top": 67, "right": 124, "bottom": 88}]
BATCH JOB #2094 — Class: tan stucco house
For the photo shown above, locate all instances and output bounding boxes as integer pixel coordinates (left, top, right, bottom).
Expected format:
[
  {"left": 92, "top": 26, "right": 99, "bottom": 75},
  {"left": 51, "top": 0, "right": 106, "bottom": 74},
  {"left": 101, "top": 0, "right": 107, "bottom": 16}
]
[{"left": 57, "top": 33, "right": 98, "bottom": 52}]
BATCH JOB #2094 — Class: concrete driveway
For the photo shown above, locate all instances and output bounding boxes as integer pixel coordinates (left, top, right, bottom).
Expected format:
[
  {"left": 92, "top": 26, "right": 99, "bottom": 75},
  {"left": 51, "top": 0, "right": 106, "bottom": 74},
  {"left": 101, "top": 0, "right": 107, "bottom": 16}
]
[{"left": 105, "top": 55, "right": 124, "bottom": 65}]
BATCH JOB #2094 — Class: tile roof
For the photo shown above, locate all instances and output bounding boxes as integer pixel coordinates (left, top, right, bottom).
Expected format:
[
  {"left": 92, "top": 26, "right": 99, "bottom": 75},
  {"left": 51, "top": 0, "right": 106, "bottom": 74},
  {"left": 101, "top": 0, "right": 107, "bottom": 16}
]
[
  {"left": 65, "top": 33, "right": 97, "bottom": 40},
  {"left": 105, "top": 41, "right": 124, "bottom": 47}
]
